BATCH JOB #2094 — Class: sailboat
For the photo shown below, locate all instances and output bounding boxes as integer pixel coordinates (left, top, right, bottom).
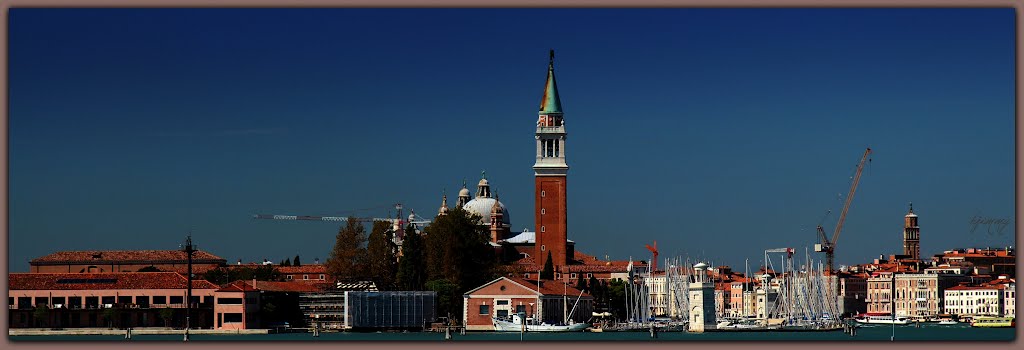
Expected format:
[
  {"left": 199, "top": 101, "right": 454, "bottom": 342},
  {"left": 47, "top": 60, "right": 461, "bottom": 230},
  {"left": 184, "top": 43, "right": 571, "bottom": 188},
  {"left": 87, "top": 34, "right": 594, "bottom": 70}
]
[{"left": 492, "top": 276, "right": 590, "bottom": 332}]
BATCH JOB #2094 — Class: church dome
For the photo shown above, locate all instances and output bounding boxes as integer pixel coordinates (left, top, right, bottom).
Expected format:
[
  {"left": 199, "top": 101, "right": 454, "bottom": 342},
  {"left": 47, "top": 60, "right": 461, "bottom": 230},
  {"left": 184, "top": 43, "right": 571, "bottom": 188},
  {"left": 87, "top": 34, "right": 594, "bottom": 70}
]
[
  {"left": 459, "top": 187, "right": 471, "bottom": 197},
  {"left": 462, "top": 198, "right": 511, "bottom": 226}
]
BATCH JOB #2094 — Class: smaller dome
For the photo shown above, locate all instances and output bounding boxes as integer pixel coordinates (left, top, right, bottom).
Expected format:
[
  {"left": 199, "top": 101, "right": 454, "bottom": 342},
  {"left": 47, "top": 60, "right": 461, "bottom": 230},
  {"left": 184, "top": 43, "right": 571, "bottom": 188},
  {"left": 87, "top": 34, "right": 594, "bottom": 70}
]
[
  {"left": 478, "top": 178, "right": 489, "bottom": 188},
  {"left": 693, "top": 262, "right": 707, "bottom": 270},
  {"left": 459, "top": 187, "right": 471, "bottom": 197}
]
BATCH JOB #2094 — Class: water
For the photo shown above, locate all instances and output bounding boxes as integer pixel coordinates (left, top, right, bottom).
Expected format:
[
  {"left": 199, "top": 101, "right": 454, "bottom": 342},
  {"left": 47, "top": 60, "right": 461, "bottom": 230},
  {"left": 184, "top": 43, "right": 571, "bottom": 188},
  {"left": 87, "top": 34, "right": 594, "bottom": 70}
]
[{"left": 10, "top": 324, "right": 1015, "bottom": 342}]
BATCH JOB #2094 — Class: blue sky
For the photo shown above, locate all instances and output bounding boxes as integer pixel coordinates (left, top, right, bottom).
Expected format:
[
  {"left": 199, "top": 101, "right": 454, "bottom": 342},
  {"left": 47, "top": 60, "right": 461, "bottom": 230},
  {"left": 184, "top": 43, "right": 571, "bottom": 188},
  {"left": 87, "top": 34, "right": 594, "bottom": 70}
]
[{"left": 8, "top": 8, "right": 1015, "bottom": 272}]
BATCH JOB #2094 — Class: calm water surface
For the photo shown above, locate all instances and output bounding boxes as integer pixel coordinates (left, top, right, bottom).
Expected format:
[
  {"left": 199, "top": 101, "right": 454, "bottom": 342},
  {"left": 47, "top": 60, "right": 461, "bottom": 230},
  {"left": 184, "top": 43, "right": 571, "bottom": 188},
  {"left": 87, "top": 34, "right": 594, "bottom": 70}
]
[{"left": 10, "top": 324, "right": 1016, "bottom": 342}]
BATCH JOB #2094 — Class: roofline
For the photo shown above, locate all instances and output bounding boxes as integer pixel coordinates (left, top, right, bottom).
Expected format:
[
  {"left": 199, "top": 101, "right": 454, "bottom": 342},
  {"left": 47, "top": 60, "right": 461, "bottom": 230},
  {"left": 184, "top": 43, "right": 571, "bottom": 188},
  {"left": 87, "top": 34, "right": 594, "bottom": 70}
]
[
  {"left": 30, "top": 259, "right": 227, "bottom": 266},
  {"left": 463, "top": 276, "right": 542, "bottom": 297}
]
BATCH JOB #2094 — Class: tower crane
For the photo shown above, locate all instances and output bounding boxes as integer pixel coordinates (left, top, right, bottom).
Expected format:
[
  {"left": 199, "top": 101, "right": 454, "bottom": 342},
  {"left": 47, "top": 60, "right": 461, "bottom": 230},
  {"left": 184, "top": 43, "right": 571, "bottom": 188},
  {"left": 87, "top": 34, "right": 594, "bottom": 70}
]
[
  {"left": 644, "top": 241, "right": 659, "bottom": 272},
  {"left": 252, "top": 203, "right": 432, "bottom": 242},
  {"left": 815, "top": 148, "right": 872, "bottom": 275}
]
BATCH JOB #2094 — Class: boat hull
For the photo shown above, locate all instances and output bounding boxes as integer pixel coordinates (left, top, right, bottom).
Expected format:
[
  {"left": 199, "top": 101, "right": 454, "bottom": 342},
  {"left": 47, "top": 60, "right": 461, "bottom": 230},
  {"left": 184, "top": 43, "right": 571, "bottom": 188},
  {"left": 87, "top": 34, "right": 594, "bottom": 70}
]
[{"left": 492, "top": 318, "right": 589, "bottom": 332}]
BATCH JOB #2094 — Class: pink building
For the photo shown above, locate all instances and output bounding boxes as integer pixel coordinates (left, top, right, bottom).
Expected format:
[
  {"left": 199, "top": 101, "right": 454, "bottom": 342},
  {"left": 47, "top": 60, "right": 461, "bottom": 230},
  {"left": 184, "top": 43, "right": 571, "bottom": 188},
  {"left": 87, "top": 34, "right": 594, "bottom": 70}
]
[
  {"left": 8, "top": 272, "right": 218, "bottom": 328},
  {"left": 213, "top": 280, "right": 261, "bottom": 330},
  {"left": 462, "top": 277, "right": 592, "bottom": 331}
]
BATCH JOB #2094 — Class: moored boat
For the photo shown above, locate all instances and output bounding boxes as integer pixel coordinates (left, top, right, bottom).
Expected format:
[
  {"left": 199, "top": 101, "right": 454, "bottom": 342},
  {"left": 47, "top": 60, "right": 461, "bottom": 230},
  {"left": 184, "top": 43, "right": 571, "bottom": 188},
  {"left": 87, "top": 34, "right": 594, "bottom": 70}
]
[
  {"left": 854, "top": 315, "right": 910, "bottom": 325},
  {"left": 492, "top": 314, "right": 589, "bottom": 332},
  {"left": 970, "top": 317, "right": 1014, "bottom": 328}
]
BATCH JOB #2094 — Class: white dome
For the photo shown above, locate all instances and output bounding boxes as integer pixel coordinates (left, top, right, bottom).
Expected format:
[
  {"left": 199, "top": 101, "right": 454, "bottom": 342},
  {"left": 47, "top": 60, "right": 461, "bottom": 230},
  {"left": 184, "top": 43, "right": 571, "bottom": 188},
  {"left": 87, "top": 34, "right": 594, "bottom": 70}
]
[
  {"left": 462, "top": 198, "right": 510, "bottom": 226},
  {"left": 458, "top": 187, "right": 471, "bottom": 197},
  {"left": 693, "top": 262, "right": 707, "bottom": 270}
]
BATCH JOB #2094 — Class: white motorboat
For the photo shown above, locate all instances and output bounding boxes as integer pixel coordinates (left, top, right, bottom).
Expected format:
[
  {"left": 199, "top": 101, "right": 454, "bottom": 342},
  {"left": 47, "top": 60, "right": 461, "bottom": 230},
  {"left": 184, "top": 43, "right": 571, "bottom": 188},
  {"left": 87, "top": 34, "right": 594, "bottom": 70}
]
[
  {"left": 492, "top": 313, "right": 589, "bottom": 332},
  {"left": 854, "top": 315, "right": 910, "bottom": 325},
  {"left": 937, "top": 320, "right": 959, "bottom": 325}
]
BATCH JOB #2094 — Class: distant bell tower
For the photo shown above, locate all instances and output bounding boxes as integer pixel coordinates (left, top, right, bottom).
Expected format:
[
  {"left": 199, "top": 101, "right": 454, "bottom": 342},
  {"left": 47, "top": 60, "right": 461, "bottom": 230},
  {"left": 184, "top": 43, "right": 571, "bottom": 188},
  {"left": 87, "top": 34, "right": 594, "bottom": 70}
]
[
  {"left": 534, "top": 50, "right": 570, "bottom": 268},
  {"left": 903, "top": 202, "right": 920, "bottom": 260}
]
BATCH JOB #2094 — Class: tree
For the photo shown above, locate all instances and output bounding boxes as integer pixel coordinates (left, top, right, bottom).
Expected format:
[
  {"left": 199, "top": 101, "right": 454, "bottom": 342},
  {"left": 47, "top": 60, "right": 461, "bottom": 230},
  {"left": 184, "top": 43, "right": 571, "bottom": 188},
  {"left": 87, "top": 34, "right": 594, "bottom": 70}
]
[
  {"left": 159, "top": 307, "right": 174, "bottom": 328},
  {"left": 293, "top": 255, "right": 301, "bottom": 266},
  {"left": 283, "top": 258, "right": 292, "bottom": 266},
  {"left": 607, "top": 279, "right": 627, "bottom": 321},
  {"left": 425, "top": 278, "right": 459, "bottom": 321},
  {"left": 137, "top": 265, "right": 161, "bottom": 272},
  {"left": 541, "top": 251, "right": 554, "bottom": 280},
  {"left": 575, "top": 272, "right": 587, "bottom": 292},
  {"left": 33, "top": 304, "right": 48, "bottom": 328},
  {"left": 326, "top": 218, "right": 368, "bottom": 281},
  {"left": 422, "top": 207, "right": 497, "bottom": 319},
  {"left": 365, "top": 220, "right": 398, "bottom": 290},
  {"left": 396, "top": 223, "right": 427, "bottom": 290}
]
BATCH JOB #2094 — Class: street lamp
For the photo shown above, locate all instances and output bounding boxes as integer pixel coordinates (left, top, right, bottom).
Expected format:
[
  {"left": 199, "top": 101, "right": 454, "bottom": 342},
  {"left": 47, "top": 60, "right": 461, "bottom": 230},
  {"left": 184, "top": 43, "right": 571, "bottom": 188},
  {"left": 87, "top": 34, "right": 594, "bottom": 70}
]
[{"left": 181, "top": 235, "right": 197, "bottom": 342}]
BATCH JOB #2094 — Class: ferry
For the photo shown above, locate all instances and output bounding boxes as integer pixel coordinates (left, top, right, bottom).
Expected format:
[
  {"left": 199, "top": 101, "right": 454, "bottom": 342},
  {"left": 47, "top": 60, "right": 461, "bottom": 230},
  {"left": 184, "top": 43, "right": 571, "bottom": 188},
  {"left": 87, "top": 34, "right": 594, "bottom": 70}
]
[
  {"left": 853, "top": 315, "right": 910, "bottom": 325},
  {"left": 970, "top": 317, "right": 1015, "bottom": 328}
]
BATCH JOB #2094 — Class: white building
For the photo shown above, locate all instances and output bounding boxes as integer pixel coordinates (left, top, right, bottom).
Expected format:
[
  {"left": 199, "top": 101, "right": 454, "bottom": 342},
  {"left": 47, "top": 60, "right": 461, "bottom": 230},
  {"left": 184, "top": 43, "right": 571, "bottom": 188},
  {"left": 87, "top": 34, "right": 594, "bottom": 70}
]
[
  {"left": 1003, "top": 282, "right": 1015, "bottom": 318},
  {"left": 943, "top": 285, "right": 1004, "bottom": 318},
  {"left": 688, "top": 263, "right": 716, "bottom": 332}
]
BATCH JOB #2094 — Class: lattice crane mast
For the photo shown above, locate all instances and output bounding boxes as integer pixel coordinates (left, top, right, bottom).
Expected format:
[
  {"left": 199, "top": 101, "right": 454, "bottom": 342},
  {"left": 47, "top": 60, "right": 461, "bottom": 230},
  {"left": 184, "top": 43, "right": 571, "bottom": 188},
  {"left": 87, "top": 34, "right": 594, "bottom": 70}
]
[{"left": 815, "top": 148, "right": 872, "bottom": 275}]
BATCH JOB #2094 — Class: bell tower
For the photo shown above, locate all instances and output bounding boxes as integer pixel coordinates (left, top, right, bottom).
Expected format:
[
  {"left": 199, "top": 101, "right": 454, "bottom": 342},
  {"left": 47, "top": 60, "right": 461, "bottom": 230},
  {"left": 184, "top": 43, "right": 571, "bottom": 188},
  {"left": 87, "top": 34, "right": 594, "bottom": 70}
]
[
  {"left": 534, "top": 50, "right": 570, "bottom": 268},
  {"left": 903, "top": 202, "right": 920, "bottom": 260}
]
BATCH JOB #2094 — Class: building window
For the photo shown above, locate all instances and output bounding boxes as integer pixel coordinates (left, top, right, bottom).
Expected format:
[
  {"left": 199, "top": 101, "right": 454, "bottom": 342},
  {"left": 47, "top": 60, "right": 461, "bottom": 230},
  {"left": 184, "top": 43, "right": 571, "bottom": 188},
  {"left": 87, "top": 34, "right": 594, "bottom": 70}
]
[
  {"left": 286, "top": 275, "right": 293, "bottom": 280},
  {"left": 223, "top": 313, "right": 243, "bottom": 323},
  {"left": 556, "top": 273, "right": 562, "bottom": 280},
  {"left": 153, "top": 296, "right": 167, "bottom": 305},
  {"left": 304, "top": 275, "right": 309, "bottom": 280},
  {"left": 218, "top": 298, "right": 243, "bottom": 305},
  {"left": 101, "top": 296, "right": 115, "bottom": 305},
  {"left": 541, "top": 226, "right": 546, "bottom": 233},
  {"left": 479, "top": 305, "right": 489, "bottom": 315},
  {"left": 571, "top": 273, "right": 577, "bottom": 279},
  {"left": 541, "top": 245, "right": 546, "bottom": 251},
  {"left": 497, "top": 300, "right": 509, "bottom": 305},
  {"left": 541, "top": 209, "right": 546, "bottom": 215},
  {"left": 516, "top": 305, "right": 527, "bottom": 313},
  {"left": 541, "top": 191, "right": 546, "bottom": 197},
  {"left": 169, "top": 296, "right": 183, "bottom": 305},
  {"left": 587, "top": 273, "right": 593, "bottom": 278},
  {"left": 319, "top": 274, "right": 325, "bottom": 280},
  {"left": 524, "top": 273, "right": 530, "bottom": 278}
]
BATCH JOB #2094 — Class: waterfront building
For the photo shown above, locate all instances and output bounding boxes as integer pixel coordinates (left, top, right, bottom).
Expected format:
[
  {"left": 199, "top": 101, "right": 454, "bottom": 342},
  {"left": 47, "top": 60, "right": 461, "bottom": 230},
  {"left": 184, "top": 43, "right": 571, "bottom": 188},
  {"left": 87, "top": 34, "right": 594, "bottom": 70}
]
[
  {"left": 644, "top": 274, "right": 669, "bottom": 317},
  {"left": 215, "top": 280, "right": 261, "bottom": 330},
  {"left": 1003, "top": 282, "right": 1015, "bottom": 318},
  {"left": 29, "top": 250, "right": 226, "bottom": 274},
  {"left": 943, "top": 284, "right": 1005, "bottom": 318},
  {"left": 277, "top": 264, "right": 334, "bottom": 285},
  {"left": 892, "top": 272, "right": 977, "bottom": 318},
  {"left": 8, "top": 272, "right": 218, "bottom": 329},
  {"left": 932, "top": 247, "right": 1015, "bottom": 276},
  {"left": 462, "top": 276, "right": 593, "bottom": 331}
]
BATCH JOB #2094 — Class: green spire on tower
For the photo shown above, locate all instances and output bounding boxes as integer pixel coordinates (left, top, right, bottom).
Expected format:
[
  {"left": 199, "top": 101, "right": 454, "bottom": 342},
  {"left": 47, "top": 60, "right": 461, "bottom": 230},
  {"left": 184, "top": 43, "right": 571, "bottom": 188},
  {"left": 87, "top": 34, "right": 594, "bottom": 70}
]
[{"left": 539, "top": 49, "right": 563, "bottom": 114}]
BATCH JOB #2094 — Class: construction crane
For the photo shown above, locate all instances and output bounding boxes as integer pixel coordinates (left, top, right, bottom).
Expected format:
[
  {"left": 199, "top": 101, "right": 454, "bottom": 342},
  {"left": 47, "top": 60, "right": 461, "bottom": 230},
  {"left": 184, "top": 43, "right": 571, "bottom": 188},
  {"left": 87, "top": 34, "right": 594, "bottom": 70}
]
[
  {"left": 815, "top": 147, "right": 872, "bottom": 275},
  {"left": 644, "top": 241, "right": 659, "bottom": 272},
  {"left": 252, "top": 203, "right": 432, "bottom": 242}
]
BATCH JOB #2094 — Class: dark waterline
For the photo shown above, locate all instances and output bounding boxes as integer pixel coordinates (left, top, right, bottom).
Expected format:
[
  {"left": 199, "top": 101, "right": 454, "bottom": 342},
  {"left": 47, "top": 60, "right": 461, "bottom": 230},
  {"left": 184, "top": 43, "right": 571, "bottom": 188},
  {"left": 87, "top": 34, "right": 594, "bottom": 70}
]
[{"left": 9, "top": 324, "right": 1016, "bottom": 342}]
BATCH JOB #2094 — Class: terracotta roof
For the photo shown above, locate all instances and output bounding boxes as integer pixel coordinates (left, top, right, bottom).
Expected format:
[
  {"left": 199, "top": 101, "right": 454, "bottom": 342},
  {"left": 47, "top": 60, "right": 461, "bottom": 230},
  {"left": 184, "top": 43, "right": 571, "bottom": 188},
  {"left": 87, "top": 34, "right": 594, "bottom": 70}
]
[
  {"left": 217, "top": 280, "right": 259, "bottom": 292},
  {"left": 505, "top": 277, "right": 591, "bottom": 297},
  {"left": 947, "top": 285, "right": 1003, "bottom": 291},
  {"left": 277, "top": 265, "right": 327, "bottom": 274},
  {"left": 31, "top": 250, "right": 226, "bottom": 264},
  {"left": 9, "top": 272, "right": 218, "bottom": 290},
  {"left": 252, "top": 281, "right": 326, "bottom": 293}
]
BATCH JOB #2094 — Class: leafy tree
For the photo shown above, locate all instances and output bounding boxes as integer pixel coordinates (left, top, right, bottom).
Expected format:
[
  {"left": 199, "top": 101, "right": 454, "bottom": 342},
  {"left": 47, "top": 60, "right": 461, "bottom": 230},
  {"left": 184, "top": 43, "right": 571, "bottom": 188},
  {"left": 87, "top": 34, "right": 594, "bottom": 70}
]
[
  {"left": 137, "top": 265, "right": 161, "bottom": 272},
  {"left": 33, "top": 304, "right": 48, "bottom": 327},
  {"left": 423, "top": 207, "right": 497, "bottom": 320},
  {"left": 293, "top": 255, "right": 301, "bottom": 266},
  {"left": 425, "top": 278, "right": 459, "bottom": 320},
  {"left": 366, "top": 220, "right": 398, "bottom": 290},
  {"left": 607, "top": 279, "right": 627, "bottom": 321},
  {"left": 159, "top": 307, "right": 174, "bottom": 328},
  {"left": 101, "top": 308, "right": 116, "bottom": 329},
  {"left": 575, "top": 272, "right": 587, "bottom": 292},
  {"left": 252, "top": 265, "right": 281, "bottom": 281},
  {"left": 396, "top": 223, "right": 427, "bottom": 290},
  {"left": 326, "top": 218, "right": 368, "bottom": 281},
  {"left": 541, "top": 251, "right": 554, "bottom": 280}
]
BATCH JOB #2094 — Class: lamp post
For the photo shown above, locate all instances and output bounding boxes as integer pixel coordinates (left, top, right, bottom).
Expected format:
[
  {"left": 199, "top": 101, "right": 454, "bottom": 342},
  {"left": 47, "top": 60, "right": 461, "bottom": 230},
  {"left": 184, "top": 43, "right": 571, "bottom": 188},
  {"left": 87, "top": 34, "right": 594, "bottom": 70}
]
[{"left": 181, "top": 235, "right": 196, "bottom": 342}]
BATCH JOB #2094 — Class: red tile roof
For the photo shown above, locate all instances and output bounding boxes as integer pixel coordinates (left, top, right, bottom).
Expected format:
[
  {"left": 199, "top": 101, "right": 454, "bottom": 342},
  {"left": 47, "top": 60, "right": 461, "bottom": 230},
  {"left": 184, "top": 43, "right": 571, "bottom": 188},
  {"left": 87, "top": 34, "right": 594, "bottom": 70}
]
[
  {"left": 9, "top": 272, "right": 219, "bottom": 290},
  {"left": 217, "top": 280, "right": 259, "bottom": 292},
  {"left": 277, "top": 265, "right": 327, "bottom": 274},
  {"left": 505, "top": 277, "right": 591, "bottom": 297},
  {"left": 31, "top": 250, "right": 226, "bottom": 264},
  {"left": 252, "top": 281, "right": 326, "bottom": 293}
]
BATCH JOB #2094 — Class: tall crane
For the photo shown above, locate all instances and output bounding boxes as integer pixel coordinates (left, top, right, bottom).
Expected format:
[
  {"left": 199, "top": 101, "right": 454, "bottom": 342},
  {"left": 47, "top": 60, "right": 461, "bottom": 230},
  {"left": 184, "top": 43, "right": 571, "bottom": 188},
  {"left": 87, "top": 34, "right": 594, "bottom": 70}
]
[
  {"left": 252, "top": 203, "right": 432, "bottom": 242},
  {"left": 644, "top": 241, "right": 659, "bottom": 272},
  {"left": 815, "top": 148, "right": 872, "bottom": 275}
]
